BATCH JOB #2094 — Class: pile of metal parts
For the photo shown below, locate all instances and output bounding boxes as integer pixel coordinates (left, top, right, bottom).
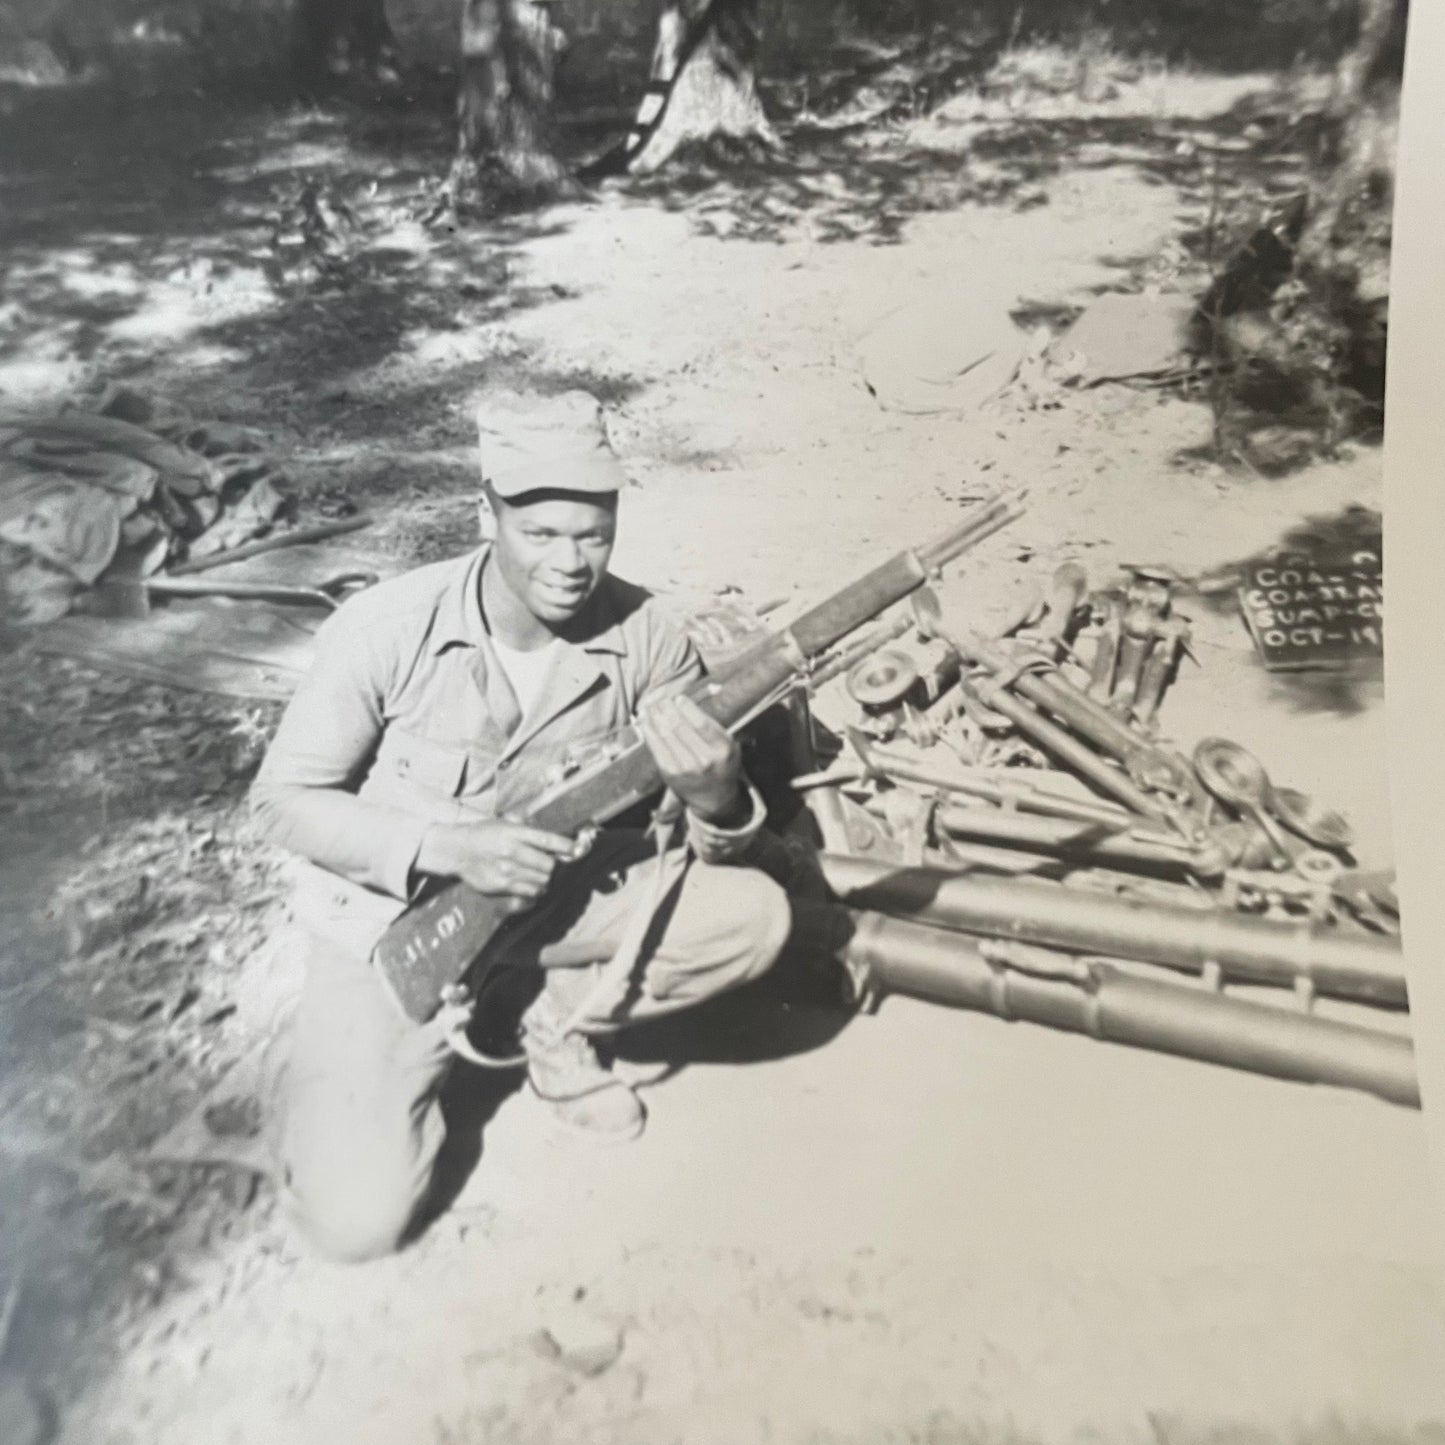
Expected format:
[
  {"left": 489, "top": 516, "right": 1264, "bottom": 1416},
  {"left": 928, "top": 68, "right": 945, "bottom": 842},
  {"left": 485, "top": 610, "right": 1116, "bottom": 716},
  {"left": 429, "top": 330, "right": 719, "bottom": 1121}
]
[{"left": 784, "top": 562, "right": 1413, "bottom": 1108}]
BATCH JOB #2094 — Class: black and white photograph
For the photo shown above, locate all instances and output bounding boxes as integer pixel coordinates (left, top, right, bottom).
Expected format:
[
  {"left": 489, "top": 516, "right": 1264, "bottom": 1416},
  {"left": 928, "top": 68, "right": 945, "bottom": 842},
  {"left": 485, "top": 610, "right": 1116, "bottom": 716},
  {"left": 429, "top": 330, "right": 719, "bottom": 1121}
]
[{"left": 0, "top": 0, "right": 1439, "bottom": 1441}]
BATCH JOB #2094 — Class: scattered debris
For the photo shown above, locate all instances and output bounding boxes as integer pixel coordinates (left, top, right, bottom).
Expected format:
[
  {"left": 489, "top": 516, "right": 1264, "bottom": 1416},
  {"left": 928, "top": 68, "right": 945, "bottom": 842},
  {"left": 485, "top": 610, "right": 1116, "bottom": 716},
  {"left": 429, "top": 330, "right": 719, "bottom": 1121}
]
[
  {"left": 534, "top": 1305, "right": 625, "bottom": 1378},
  {"left": 1044, "top": 291, "right": 1198, "bottom": 386},
  {"left": 858, "top": 294, "right": 1026, "bottom": 415},
  {"left": 803, "top": 556, "right": 1390, "bottom": 922},
  {"left": 142, "top": 1036, "right": 282, "bottom": 1186},
  {"left": 265, "top": 175, "right": 361, "bottom": 288},
  {"left": 790, "top": 551, "right": 1406, "bottom": 1102},
  {"left": 0, "top": 387, "right": 294, "bottom": 626},
  {"left": 0, "top": 656, "right": 281, "bottom": 819}
]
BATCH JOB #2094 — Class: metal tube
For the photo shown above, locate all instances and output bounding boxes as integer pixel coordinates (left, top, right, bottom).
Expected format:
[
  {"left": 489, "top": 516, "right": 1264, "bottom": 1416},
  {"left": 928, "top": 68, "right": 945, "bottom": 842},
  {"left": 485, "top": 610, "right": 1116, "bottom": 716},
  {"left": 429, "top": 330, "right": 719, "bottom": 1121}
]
[
  {"left": 809, "top": 613, "right": 914, "bottom": 690},
  {"left": 816, "top": 854, "right": 1408, "bottom": 1008},
  {"left": 912, "top": 588, "right": 1172, "bottom": 821},
  {"left": 794, "top": 906, "right": 1418, "bottom": 1107},
  {"left": 972, "top": 646, "right": 1198, "bottom": 805},
  {"left": 1111, "top": 602, "right": 1156, "bottom": 714},
  {"left": 931, "top": 801, "right": 1218, "bottom": 873},
  {"left": 1017, "top": 668, "right": 1157, "bottom": 764},
  {"left": 966, "top": 675, "right": 1173, "bottom": 820},
  {"left": 1088, "top": 595, "right": 1123, "bottom": 698},
  {"left": 1134, "top": 617, "right": 1189, "bottom": 728},
  {"left": 939, "top": 603, "right": 1199, "bottom": 807},
  {"left": 779, "top": 497, "right": 1018, "bottom": 660},
  {"left": 853, "top": 736, "right": 1140, "bottom": 829},
  {"left": 1039, "top": 561, "right": 1088, "bottom": 645}
]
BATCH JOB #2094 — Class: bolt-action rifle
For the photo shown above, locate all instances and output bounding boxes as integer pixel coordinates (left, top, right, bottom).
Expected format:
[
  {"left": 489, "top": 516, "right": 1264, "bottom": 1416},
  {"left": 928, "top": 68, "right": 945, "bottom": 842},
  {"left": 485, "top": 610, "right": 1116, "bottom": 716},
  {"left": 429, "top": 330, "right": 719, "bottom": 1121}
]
[{"left": 372, "top": 493, "right": 1023, "bottom": 1022}]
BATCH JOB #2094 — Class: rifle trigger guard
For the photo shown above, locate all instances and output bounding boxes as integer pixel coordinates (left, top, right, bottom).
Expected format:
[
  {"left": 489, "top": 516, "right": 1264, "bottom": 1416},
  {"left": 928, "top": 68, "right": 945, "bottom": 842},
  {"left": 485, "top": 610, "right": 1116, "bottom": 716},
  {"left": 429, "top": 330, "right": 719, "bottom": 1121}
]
[
  {"left": 437, "top": 983, "right": 526, "bottom": 1069},
  {"left": 445, "top": 1022, "right": 526, "bottom": 1070}
]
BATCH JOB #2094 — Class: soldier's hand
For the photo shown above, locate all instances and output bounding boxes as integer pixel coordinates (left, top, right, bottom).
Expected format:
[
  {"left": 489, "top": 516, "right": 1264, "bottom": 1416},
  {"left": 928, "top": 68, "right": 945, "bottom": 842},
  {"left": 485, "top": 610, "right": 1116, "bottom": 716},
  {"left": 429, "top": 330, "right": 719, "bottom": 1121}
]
[
  {"left": 638, "top": 694, "right": 745, "bottom": 825},
  {"left": 417, "top": 819, "right": 583, "bottom": 901}
]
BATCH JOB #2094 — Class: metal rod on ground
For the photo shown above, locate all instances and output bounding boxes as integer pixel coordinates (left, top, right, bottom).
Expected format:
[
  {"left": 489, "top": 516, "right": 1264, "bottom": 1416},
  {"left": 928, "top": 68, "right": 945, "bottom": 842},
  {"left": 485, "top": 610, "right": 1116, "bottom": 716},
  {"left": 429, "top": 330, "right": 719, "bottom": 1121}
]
[
  {"left": 804, "top": 788, "right": 1055, "bottom": 876},
  {"left": 930, "top": 801, "right": 1224, "bottom": 875},
  {"left": 815, "top": 854, "right": 1409, "bottom": 1008},
  {"left": 852, "top": 737, "right": 1146, "bottom": 829},
  {"left": 1012, "top": 665, "right": 1193, "bottom": 794},
  {"left": 985, "top": 665, "right": 1201, "bottom": 816},
  {"left": 790, "top": 904, "right": 1418, "bottom": 1109},
  {"left": 964, "top": 674, "right": 1176, "bottom": 821},
  {"left": 169, "top": 515, "right": 372, "bottom": 575},
  {"left": 912, "top": 591, "right": 1176, "bottom": 822},
  {"left": 913, "top": 591, "right": 1198, "bottom": 816}
]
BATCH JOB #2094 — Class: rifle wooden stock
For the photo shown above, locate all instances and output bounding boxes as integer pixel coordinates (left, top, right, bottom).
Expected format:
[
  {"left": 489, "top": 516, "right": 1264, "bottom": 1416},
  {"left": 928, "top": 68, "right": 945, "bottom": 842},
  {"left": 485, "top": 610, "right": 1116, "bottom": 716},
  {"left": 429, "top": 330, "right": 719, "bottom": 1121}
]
[{"left": 373, "top": 496, "right": 1021, "bottom": 1021}]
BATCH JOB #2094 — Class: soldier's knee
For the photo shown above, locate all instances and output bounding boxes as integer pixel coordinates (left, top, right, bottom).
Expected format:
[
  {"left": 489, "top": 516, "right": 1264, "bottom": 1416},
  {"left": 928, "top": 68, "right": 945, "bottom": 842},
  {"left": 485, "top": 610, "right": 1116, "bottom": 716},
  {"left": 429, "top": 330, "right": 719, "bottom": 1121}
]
[
  {"left": 733, "top": 869, "right": 793, "bottom": 983},
  {"left": 278, "top": 1115, "right": 436, "bottom": 1264},
  {"left": 653, "top": 863, "right": 794, "bottom": 1005},
  {"left": 285, "top": 1172, "right": 418, "bottom": 1264}
]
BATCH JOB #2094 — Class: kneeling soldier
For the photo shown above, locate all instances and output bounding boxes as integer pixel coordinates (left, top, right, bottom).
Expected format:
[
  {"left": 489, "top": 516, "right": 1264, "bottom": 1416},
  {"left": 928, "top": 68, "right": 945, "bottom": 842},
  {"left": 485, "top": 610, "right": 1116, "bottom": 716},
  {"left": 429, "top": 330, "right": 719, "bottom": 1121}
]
[{"left": 251, "top": 391, "right": 790, "bottom": 1262}]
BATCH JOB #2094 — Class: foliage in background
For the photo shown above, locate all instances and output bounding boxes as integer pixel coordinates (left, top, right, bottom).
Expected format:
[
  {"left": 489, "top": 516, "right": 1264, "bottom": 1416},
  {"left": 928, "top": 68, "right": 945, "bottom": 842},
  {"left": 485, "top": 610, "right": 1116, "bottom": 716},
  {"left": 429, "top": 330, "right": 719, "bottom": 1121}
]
[
  {"left": 1193, "top": 0, "right": 1402, "bottom": 470},
  {"left": 0, "top": 0, "right": 1410, "bottom": 468},
  {"left": 0, "top": 0, "right": 1409, "bottom": 86}
]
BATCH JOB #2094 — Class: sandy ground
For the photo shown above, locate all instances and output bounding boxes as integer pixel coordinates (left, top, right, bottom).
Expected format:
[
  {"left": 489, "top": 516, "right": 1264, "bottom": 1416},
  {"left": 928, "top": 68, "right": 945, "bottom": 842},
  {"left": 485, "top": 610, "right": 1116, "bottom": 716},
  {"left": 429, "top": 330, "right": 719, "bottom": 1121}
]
[{"left": 2, "top": 64, "right": 1439, "bottom": 1445}]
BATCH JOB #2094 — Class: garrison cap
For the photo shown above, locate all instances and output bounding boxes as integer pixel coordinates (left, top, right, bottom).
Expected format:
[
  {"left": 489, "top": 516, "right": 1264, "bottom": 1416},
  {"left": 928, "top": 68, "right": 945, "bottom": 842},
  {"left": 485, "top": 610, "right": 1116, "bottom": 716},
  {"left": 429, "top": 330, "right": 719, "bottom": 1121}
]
[{"left": 477, "top": 389, "right": 627, "bottom": 500}]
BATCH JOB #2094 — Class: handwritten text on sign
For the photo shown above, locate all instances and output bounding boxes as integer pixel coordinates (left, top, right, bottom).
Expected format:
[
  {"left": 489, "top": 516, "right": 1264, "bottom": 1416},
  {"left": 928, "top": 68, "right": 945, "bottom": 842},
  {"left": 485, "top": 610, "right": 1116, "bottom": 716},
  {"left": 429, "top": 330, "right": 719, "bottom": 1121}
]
[{"left": 1238, "top": 547, "right": 1382, "bottom": 672}]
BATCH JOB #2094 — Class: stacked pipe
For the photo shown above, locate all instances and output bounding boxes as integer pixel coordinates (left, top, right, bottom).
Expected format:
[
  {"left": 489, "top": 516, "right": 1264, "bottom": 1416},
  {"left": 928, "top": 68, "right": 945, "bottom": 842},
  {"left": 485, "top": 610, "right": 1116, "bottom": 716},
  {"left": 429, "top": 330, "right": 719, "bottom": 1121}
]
[
  {"left": 792, "top": 557, "right": 1411, "bottom": 1107},
  {"left": 788, "top": 898, "right": 1417, "bottom": 1108}
]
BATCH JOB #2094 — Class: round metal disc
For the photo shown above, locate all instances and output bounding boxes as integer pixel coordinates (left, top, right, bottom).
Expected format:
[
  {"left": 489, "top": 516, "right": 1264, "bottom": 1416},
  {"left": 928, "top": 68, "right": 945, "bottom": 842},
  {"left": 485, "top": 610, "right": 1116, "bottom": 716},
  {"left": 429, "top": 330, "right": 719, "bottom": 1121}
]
[
  {"left": 846, "top": 648, "right": 920, "bottom": 710},
  {"left": 1271, "top": 786, "right": 1355, "bottom": 851},
  {"left": 1192, "top": 736, "right": 1270, "bottom": 808}
]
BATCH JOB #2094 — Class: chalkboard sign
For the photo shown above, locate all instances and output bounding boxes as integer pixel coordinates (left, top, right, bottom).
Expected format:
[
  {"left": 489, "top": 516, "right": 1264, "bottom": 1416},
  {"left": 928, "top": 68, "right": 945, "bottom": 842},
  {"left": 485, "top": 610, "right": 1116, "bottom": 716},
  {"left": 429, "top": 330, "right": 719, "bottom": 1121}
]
[{"left": 1237, "top": 544, "right": 1383, "bottom": 672}]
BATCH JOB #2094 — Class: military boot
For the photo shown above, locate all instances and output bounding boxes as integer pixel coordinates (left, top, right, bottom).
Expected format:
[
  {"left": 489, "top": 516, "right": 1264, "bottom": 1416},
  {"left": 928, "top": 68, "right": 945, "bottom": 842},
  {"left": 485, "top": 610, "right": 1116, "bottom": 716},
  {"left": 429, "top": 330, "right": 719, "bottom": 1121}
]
[{"left": 520, "top": 988, "right": 646, "bottom": 1142}]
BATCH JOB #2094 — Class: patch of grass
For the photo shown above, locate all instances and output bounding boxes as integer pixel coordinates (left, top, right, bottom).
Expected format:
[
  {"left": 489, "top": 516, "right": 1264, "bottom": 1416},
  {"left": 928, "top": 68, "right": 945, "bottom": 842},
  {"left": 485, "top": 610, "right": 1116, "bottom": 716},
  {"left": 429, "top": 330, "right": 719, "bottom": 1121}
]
[{"left": 987, "top": 30, "right": 1150, "bottom": 106}]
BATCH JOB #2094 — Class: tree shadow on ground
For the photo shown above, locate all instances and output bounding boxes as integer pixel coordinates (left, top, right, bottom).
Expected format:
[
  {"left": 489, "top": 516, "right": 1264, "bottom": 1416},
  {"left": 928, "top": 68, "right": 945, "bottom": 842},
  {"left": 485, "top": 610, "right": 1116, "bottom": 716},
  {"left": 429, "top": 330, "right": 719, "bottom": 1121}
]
[
  {"left": 0, "top": 83, "right": 665, "bottom": 559},
  {"left": 1191, "top": 501, "right": 1383, "bottom": 718},
  {"left": 0, "top": 62, "right": 649, "bottom": 840},
  {"left": 0, "top": 780, "right": 287, "bottom": 1394},
  {"left": 614, "top": 84, "right": 1310, "bottom": 252},
  {"left": 0, "top": 83, "right": 647, "bottom": 1398},
  {"left": 0, "top": 86, "right": 589, "bottom": 422}
]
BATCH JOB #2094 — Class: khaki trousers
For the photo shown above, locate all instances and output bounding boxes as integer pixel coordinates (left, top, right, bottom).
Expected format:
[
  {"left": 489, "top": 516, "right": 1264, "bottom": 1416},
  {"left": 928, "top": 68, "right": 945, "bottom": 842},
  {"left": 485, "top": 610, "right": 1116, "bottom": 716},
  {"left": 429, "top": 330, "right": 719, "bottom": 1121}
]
[{"left": 276, "top": 832, "right": 791, "bottom": 1262}]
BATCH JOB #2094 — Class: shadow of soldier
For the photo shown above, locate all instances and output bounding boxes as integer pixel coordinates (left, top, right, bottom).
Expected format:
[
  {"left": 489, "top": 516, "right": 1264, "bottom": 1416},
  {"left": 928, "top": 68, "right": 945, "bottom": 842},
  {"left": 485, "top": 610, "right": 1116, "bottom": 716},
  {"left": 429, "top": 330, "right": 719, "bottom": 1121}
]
[{"left": 418, "top": 944, "right": 855, "bottom": 1234}]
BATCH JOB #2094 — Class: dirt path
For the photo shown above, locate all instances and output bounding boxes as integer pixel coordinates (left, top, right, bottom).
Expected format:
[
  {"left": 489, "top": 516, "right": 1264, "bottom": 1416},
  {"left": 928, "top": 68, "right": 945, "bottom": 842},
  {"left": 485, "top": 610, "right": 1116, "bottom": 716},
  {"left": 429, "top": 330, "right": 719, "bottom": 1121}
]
[{"left": 2, "top": 64, "right": 1439, "bottom": 1445}]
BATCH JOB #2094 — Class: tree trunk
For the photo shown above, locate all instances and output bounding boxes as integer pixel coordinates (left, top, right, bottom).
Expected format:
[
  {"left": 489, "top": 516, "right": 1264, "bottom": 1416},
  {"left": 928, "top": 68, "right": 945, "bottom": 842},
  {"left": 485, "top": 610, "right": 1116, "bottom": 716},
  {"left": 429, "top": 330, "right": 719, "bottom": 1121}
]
[
  {"left": 1297, "top": 0, "right": 1403, "bottom": 266},
  {"left": 449, "top": 0, "right": 572, "bottom": 205},
  {"left": 291, "top": 0, "right": 395, "bottom": 89},
  {"left": 624, "top": 0, "right": 774, "bottom": 176}
]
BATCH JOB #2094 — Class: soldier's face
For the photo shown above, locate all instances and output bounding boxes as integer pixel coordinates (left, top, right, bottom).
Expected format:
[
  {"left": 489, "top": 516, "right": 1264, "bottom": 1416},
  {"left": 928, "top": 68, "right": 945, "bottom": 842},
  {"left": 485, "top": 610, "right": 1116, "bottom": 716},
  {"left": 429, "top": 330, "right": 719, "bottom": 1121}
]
[{"left": 489, "top": 492, "right": 618, "bottom": 624}]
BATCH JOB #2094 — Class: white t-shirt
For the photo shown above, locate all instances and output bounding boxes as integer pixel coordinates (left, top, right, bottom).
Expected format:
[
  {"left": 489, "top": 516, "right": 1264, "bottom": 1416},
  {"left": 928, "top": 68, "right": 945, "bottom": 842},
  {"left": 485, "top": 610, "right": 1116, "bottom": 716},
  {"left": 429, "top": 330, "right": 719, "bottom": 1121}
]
[{"left": 490, "top": 635, "right": 561, "bottom": 720}]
